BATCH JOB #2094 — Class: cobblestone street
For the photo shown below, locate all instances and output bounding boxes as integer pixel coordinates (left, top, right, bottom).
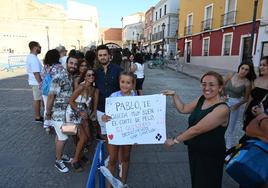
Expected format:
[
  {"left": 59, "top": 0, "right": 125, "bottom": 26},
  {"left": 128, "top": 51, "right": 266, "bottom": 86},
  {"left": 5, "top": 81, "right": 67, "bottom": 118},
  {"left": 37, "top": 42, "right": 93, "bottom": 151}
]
[{"left": 0, "top": 66, "right": 240, "bottom": 187}]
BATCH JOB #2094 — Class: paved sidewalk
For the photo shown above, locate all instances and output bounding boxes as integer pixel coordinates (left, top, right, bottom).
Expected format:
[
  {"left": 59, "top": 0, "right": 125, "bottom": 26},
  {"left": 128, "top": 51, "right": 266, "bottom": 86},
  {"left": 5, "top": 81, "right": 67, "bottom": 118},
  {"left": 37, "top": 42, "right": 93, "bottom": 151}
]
[
  {"left": 0, "top": 67, "right": 27, "bottom": 80},
  {"left": 166, "top": 60, "right": 230, "bottom": 80}
]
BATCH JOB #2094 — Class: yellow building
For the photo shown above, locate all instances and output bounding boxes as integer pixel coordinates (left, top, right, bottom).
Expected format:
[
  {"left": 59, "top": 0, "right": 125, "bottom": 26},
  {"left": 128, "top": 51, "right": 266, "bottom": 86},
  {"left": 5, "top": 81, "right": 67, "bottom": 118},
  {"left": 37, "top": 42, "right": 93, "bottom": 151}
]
[{"left": 178, "top": 0, "right": 263, "bottom": 70}]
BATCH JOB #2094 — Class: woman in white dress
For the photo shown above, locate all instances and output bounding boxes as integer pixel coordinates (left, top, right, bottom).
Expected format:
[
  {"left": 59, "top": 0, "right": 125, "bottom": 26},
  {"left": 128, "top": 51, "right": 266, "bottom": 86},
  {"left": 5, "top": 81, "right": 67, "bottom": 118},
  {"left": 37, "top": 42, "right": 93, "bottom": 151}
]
[{"left": 66, "top": 68, "right": 98, "bottom": 171}]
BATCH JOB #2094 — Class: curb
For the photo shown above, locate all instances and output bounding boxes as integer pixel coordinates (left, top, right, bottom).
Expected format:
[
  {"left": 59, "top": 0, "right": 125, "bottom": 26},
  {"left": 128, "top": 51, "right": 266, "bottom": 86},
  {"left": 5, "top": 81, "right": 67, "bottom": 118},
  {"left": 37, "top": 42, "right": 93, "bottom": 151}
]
[{"left": 166, "top": 65, "right": 199, "bottom": 80}]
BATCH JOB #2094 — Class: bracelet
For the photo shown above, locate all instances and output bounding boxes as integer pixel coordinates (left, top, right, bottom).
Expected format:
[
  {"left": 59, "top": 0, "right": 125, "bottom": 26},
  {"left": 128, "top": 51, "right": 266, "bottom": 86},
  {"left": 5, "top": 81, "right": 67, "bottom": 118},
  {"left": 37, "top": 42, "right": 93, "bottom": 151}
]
[
  {"left": 173, "top": 137, "right": 180, "bottom": 144},
  {"left": 258, "top": 117, "right": 268, "bottom": 127}
]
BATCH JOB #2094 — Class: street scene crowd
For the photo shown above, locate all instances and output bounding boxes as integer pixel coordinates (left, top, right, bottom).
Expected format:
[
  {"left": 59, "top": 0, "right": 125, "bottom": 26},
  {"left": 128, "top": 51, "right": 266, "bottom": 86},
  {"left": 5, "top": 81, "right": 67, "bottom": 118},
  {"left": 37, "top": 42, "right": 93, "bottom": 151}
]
[{"left": 26, "top": 40, "right": 268, "bottom": 188}]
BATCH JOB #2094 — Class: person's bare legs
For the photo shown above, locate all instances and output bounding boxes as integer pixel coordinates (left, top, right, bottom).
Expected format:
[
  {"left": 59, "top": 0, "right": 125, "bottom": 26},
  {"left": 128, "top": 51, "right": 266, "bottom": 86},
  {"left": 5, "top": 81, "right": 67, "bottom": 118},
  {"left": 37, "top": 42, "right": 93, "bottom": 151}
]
[
  {"left": 107, "top": 144, "right": 119, "bottom": 188},
  {"left": 120, "top": 145, "right": 132, "bottom": 185},
  {"left": 137, "top": 90, "right": 143, "bottom": 96},
  {"left": 55, "top": 136, "right": 66, "bottom": 160},
  {"left": 34, "top": 100, "right": 41, "bottom": 119},
  {"left": 72, "top": 125, "right": 87, "bottom": 163}
]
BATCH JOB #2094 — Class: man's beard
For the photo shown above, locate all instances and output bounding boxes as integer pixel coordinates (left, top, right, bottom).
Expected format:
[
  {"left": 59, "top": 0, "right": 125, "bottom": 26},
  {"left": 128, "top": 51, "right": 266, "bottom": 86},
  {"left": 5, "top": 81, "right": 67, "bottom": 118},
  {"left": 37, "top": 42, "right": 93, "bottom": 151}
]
[
  {"left": 67, "top": 67, "right": 76, "bottom": 75},
  {"left": 100, "top": 60, "right": 109, "bottom": 65}
]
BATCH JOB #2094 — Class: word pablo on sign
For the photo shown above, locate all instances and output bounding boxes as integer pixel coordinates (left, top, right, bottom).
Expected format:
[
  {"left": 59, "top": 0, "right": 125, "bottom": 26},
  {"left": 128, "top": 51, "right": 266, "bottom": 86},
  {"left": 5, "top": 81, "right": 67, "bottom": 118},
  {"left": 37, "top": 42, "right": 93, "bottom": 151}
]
[{"left": 105, "top": 94, "right": 166, "bottom": 145}]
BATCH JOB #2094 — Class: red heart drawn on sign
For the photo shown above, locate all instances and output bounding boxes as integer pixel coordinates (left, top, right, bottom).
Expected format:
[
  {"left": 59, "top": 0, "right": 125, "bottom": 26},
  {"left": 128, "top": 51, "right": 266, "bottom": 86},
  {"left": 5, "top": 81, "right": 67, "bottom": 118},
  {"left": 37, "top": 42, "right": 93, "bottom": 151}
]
[{"left": 108, "top": 134, "right": 114, "bottom": 140}]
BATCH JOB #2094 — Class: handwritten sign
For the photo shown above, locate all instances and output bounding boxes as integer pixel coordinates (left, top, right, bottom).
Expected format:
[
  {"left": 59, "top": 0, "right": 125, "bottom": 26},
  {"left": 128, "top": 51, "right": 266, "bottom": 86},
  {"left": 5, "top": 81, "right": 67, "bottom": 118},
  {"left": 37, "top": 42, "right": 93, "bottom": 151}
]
[{"left": 105, "top": 94, "right": 166, "bottom": 145}]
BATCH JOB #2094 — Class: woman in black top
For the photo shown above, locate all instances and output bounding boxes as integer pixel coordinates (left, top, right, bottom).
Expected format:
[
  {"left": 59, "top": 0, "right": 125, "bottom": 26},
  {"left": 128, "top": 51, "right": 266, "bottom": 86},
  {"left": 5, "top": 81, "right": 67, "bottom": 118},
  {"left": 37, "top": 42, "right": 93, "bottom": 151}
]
[{"left": 163, "top": 71, "right": 230, "bottom": 188}]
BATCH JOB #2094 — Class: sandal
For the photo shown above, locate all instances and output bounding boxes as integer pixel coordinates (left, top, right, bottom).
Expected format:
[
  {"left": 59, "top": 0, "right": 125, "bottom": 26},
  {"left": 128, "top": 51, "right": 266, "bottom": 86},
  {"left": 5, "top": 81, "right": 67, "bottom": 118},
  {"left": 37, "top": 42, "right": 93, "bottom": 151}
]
[{"left": 72, "top": 161, "right": 83, "bottom": 172}]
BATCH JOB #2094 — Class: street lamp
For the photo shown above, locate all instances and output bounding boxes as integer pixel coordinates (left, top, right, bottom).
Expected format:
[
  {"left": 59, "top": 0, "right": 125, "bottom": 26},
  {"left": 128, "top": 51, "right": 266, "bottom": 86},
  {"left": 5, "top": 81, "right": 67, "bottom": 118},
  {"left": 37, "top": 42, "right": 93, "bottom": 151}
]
[
  {"left": 136, "top": 33, "right": 140, "bottom": 52},
  {"left": 132, "top": 31, "right": 135, "bottom": 51},
  {"left": 248, "top": 0, "right": 258, "bottom": 63},
  {"left": 45, "top": 26, "right": 50, "bottom": 50},
  {"left": 77, "top": 40, "right": 80, "bottom": 50},
  {"left": 161, "top": 23, "right": 166, "bottom": 58}
]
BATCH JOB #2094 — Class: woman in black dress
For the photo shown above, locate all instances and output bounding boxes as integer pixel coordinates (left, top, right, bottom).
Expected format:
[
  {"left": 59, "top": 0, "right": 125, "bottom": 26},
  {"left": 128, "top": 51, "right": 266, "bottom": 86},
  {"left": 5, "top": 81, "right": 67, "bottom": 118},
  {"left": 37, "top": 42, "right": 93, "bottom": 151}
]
[{"left": 163, "top": 71, "right": 230, "bottom": 188}]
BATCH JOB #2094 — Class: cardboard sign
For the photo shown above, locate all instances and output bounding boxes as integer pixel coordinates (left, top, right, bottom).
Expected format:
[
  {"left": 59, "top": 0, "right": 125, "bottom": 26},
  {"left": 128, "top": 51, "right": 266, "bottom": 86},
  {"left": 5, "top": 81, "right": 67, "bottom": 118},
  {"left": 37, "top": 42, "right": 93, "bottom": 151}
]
[{"left": 105, "top": 94, "right": 166, "bottom": 145}]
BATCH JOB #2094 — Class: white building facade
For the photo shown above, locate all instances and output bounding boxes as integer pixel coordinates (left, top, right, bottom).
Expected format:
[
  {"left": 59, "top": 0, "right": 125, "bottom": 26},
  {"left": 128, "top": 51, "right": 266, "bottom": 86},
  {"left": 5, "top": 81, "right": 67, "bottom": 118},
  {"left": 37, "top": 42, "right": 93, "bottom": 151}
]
[
  {"left": 255, "top": 0, "right": 268, "bottom": 65},
  {"left": 151, "top": 0, "right": 179, "bottom": 57},
  {"left": 122, "top": 13, "right": 145, "bottom": 51}
]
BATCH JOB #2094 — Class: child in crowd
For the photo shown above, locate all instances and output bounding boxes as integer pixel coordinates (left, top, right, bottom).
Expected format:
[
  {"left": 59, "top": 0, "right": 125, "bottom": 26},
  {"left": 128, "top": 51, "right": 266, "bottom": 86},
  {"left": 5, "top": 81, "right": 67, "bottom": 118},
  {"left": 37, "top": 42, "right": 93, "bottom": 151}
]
[{"left": 102, "top": 71, "right": 136, "bottom": 188}]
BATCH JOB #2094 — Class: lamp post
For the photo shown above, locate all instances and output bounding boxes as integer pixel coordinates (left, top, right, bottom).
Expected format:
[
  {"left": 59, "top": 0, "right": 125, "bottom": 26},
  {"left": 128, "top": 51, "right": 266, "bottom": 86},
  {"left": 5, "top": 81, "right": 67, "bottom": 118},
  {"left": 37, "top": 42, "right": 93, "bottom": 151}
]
[
  {"left": 121, "top": 17, "right": 124, "bottom": 48},
  {"left": 45, "top": 26, "right": 50, "bottom": 50},
  {"left": 149, "top": 33, "right": 152, "bottom": 54},
  {"left": 248, "top": 0, "right": 258, "bottom": 63},
  {"left": 136, "top": 33, "right": 140, "bottom": 52},
  {"left": 161, "top": 23, "right": 166, "bottom": 58},
  {"left": 77, "top": 40, "right": 80, "bottom": 50},
  {"left": 132, "top": 31, "right": 135, "bottom": 52}
]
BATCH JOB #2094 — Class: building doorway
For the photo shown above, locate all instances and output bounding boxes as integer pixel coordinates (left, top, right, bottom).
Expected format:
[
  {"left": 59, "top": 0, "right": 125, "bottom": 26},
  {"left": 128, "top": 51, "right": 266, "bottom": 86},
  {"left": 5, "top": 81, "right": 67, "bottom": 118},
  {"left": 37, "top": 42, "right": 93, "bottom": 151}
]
[
  {"left": 185, "top": 41, "right": 192, "bottom": 63},
  {"left": 241, "top": 36, "right": 251, "bottom": 61}
]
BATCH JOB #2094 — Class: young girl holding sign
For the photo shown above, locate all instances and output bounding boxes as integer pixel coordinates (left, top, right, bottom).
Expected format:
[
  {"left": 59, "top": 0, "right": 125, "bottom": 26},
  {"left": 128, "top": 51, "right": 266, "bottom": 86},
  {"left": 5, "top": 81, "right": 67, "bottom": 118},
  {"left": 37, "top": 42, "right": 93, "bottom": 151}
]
[{"left": 102, "top": 71, "right": 136, "bottom": 188}]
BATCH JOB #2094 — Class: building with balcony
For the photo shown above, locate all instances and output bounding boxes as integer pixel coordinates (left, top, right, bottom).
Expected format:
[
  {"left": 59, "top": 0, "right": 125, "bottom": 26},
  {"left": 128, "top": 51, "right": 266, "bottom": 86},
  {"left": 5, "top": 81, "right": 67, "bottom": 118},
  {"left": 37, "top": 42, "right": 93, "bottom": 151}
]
[
  {"left": 0, "top": 0, "right": 100, "bottom": 57},
  {"left": 122, "top": 13, "right": 145, "bottom": 52},
  {"left": 255, "top": 0, "right": 268, "bottom": 61},
  {"left": 151, "top": 0, "right": 179, "bottom": 56},
  {"left": 178, "top": 0, "right": 263, "bottom": 70},
  {"left": 143, "top": 7, "right": 154, "bottom": 53}
]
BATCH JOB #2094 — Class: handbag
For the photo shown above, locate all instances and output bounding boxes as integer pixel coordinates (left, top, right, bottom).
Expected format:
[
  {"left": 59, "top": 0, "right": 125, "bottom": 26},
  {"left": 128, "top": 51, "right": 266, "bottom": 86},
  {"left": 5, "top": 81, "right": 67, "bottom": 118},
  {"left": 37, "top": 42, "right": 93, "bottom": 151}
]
[
  {"left": 225, "top": 140, "right": 268, "bottom": 188},
  {"left": 61, "top": 122, "right": 77, "bottom": 135}
]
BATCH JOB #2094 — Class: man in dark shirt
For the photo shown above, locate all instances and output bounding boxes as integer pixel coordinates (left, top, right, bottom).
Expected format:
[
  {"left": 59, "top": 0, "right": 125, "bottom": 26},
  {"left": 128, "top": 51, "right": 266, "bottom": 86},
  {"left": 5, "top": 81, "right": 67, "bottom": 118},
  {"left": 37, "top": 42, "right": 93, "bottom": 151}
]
[{"left": 95, "top": 45, "right": 122, "bottom": 135}]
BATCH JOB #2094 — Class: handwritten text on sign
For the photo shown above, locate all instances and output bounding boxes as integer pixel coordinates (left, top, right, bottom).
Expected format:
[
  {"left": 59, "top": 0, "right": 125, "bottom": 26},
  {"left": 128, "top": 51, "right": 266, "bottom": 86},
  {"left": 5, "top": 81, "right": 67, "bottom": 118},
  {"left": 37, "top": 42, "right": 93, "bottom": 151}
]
[{"left": 105, "top": 94, "right": 166, "bottom": 145}]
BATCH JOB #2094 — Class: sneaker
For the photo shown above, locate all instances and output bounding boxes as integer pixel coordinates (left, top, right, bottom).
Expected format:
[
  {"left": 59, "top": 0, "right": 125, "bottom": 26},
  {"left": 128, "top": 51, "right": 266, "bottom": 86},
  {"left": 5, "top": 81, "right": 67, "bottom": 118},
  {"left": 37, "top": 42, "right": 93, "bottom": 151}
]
[
  {"left": 55, "top": 160, "right": 69, "bottom": 173},
  {"left": 61, "top": 154, "right": 72, "bottom": 163},
  {"left": 118, "top": 163, "right": 122, "bottom": 178},
  {"left": 123, "top": 184, "right": 130, "bottom": 188},
  {"left": 35, "top": 116, "right": 44, "bottom": 123}
]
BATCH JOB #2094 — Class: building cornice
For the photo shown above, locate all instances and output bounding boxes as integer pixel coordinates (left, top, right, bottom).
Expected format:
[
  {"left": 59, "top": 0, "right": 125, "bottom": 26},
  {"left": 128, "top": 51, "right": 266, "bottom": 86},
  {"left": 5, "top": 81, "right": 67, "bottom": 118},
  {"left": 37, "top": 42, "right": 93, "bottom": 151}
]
[
  {"left": 153, "top": 13, "right": 178, "bottom": 25},
  {"left": 179, "top": 20, "right": 261, "bottom": 39}
]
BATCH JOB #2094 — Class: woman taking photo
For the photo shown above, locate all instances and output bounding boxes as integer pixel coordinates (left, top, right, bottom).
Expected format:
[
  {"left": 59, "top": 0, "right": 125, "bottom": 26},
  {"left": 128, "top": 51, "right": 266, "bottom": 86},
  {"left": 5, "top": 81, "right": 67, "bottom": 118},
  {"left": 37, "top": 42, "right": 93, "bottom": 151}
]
[
  {"left": 163, "top": 71, "right": 230, "bottom": 188},
  {"left": 224, "top": 61, "right": 256, "bottom": 149},
  {"left": 66, "top": 68, "right": 98, "bottom": 171}
]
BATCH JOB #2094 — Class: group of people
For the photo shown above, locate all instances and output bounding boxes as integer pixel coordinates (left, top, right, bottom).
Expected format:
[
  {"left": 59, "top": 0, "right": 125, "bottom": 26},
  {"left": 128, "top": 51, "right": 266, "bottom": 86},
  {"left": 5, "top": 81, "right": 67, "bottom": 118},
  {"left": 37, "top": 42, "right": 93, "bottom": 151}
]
[
  {"left": 26, "top": 39, "right": 268, "bottom": 187},
  {"left": 26, "top": 41, "right": 145, "bottom": 187},
  {"left": 163, "top": 56, "right": 268, "bottom": 188}
]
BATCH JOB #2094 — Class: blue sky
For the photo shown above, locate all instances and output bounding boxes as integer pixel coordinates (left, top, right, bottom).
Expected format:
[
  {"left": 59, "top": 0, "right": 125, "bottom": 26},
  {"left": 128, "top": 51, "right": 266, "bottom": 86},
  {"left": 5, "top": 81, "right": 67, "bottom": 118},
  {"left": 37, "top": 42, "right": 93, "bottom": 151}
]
[{"left": 37, "top": 0, "right": 159, "bottom": 28}]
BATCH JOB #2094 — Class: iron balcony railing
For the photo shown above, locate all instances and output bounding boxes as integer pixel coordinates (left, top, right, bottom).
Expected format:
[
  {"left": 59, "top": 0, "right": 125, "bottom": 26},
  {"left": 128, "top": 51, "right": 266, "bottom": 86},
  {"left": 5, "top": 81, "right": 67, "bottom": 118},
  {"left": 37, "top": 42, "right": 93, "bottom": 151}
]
[
  {"left": 201, "top": 18, "right": 213, "bottom": 31},
  {"left": 221, "top": 11, "right": 237, "bottom": 27},
  {"left": 184, "top": 25, "right": 193, "bottom": 36},
  {"left": 152, "top": 31, "right": 164, "bottom": 42}
]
